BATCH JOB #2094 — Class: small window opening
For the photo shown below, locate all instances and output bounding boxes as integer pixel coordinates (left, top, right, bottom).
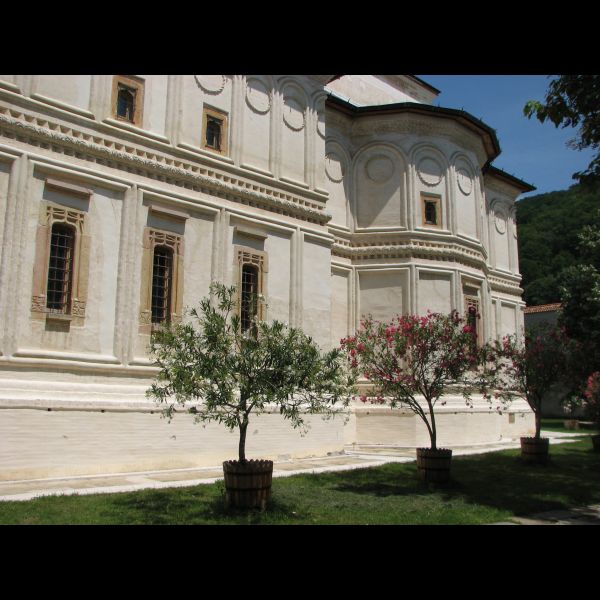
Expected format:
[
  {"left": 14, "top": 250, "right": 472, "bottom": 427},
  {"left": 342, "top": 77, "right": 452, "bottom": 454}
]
[
  {"left": 47, "top": 223, "right": 75, "bottom": 314},
  {"left": 151, "top": 246, "right": 173, "bottom": 324},
  {"left": 241, "top": 264, "right": 259, "bottom": 334},
  {"left": 205, "top": 116, "right": 222, "bottom": 151},
  {"left": 117, "top": 85, "right": 136, "bottom": 122},
  {"left": 424, "top": 200, "right": 438, "bottom": 225}
]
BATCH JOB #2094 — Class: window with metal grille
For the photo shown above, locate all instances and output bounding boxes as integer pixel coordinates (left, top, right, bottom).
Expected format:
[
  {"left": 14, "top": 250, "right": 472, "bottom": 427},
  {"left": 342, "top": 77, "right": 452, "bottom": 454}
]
[
  {"left": 46, "top": 223, "right": 75, "bottom": 313},
  {"left": 117, "top": 85, "right": 136, "bottom": 122},
  {"left": 151, "top": 246, "right": 173, "bottom": 324},
  {"left": 205, "top": 116, "right": 222, "bottom": 151},
  {"left": 240, "top": 264, "right": 259, "bottom": 334}
]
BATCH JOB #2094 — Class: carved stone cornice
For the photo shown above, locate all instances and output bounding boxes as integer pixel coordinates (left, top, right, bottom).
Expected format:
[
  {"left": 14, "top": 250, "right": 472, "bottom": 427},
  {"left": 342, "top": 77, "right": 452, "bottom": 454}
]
[
  {"left": 0, "top": 105, "right": 331, "bottom": 226},
  {"left": 332, "top": 235, "right": 487, "bottom": 268},
  {"left": 488, "top": 274, "right": 523, "bottom": 295}
]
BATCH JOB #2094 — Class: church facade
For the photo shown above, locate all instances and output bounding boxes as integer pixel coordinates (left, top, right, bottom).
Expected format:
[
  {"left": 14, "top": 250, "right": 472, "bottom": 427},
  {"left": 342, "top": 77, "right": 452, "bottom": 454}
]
[{"left": 0, "top": 75, "right": 533, "bottom": 480}]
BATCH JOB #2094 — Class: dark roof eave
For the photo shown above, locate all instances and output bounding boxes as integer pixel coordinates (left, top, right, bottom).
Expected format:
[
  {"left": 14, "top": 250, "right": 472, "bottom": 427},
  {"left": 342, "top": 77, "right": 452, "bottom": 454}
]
[
  {"left": 483, "top": 165, "right": 536, "bottom": 193},
  {"left": 326, "top": 94, "right": 501, "bottom": 163}
]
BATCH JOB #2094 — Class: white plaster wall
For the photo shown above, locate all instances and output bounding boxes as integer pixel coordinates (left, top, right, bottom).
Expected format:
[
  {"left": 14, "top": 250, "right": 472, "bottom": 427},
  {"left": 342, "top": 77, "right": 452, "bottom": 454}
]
[
  {"left": 454, "top": 157, "right": 479, "bottom": 240},
  {"left": 280, "top": 83, "right": 307, "bottom": 185},
  {"left": 34, "top": 75, "right": 92, "bottom": 113},
  {"left": 302, "top": 239, "right": 331, "bottom": 347},
  {"left": 353, "top": 401, "right": 534, "bottom": 446},
  {"left": 180, "top": 213, "right": 214, "bottom": 316},
  {"left": 241, "top": 76, "right": 273, "bottom": 174},
  {"left": 19, "top": 175, "right": 122, "bottom": 356},
  {"left": 331, "top": 269, "right": 350, "bottom": 347},
  {"left": 358, "top": 270, "right": 406, "bottom": 323},
  {"left": 324, "top": 138, "right": 350, "bottom": 228},
  {"left": 354, "top": 145, "right": 405, "bottom": 229},
  {"left": 492, "top": 205, "right": 511, "bottom": 271},
  {"left": 0, "top": 408, "right": 348, "bottom": 480},
  {"left": 265, "top": 232, "right": 291, "bottom": 323},
  {"left": 0, "top": 161, "right": 10, "bottom": 261},
  {"left": 501, "top": 303, "right": 518, "bottom": 336},
  {"left": 413, "top": 146, "right": 448, "bottom": 231},
  {"left": 140, "top": 75, "right": 168, "bottom": 138},
  {"left": 417, "top": 271, "right": 452, "bottom": 315}
]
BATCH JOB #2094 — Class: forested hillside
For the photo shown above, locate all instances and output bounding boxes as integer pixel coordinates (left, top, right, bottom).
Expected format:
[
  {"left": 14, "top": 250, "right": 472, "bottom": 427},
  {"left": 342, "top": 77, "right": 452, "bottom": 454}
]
[{"left": 516, "top": 183, "right": 600, "bottom": 306}]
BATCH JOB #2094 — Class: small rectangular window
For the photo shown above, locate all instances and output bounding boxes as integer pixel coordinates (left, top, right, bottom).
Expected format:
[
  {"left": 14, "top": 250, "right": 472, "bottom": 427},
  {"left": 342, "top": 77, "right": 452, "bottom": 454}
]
[
  {"left": 47, "top": 223, "right": 75, "bottom": 314},
  {"left": 421, "top": 193, "right": 442, "bottom": 228},
  {"left": 116, "top": 84, "right": 136, "bottom": 122},
  {"left": 202, "top": 106, "right": 228, "bottom": 155},
  {"left": 112, "top": 75, "right": 144, "bottom": 127}
]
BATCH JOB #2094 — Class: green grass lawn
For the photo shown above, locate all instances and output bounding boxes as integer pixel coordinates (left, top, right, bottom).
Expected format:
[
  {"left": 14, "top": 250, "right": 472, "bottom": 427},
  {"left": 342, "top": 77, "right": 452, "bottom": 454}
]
[{"left": 1, "top": 437, "right": 599, "bottom": 525}]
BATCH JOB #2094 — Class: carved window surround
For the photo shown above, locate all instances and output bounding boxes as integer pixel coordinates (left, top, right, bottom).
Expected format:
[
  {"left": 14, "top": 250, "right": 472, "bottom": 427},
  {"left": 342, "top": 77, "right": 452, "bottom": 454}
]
[
  {"left": 421, "top": 192, "right": 442, "bottom": 229},
  {"left": 30, "top": 191, "right": 91, "bottom": 327},
  {"left": 111, "top": 75, "right": 145, "bottom": 128},
  {"left": 138, "top": 228, "right": 184, "bottom": 334}
]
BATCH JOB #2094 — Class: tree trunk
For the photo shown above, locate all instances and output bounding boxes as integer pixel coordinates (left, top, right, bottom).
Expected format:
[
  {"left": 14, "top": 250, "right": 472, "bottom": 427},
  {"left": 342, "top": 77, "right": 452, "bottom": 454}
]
[
  {"left": 428, "top": 398, "right": 437, "bottom": 450},
  {"left": 534, "top": 410, "right": 541, "bottom": 439},
  {"left": 239, "top": 417, "right": 248, "bottom": 462}
]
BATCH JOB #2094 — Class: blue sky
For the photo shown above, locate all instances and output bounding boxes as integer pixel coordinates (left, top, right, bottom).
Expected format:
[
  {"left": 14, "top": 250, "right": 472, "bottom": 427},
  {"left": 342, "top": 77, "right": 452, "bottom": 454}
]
[{"left": 416, "top": 75, "right": 595, "bottom": 199}]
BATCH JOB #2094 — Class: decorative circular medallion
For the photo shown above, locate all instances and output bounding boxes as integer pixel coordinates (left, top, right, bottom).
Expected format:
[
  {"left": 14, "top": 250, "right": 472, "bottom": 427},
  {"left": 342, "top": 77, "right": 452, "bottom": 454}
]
[
  {"left": 365, "top": 155, "right": 395, "bottom": 183},
  {"left": 495, "top": 211, "right": 507, "bottom": 234},
  {"left": 245, "top": 78, "right": 271, "bottom": 114},
  {"left": 282, "top": 96, "right": 305, "bottom": 131},
  {"left": 417, "top": 157, "right": 443, "bottom": 186},
  {"left": 456, "top": 168, "right": 473, "bottom": 195},
  {"left": 325, "top": 152, "right": 345, "bottom": 182},
  {"left": 194, "top": 75, "right": 226, "bottom": 95}
]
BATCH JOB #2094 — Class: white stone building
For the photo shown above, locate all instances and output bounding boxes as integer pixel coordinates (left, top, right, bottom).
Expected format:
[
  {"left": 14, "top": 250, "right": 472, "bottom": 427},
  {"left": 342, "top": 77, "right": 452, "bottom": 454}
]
[{"left": 0, "top": 75, "right": 534, "bottom": 481}]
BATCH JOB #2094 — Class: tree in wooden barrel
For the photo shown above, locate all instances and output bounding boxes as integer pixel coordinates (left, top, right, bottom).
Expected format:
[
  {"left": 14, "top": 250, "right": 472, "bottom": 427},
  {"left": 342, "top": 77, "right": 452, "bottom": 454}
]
[
  {"left": 147, "top": 283, "right": 354, "bottom": 510},
  {"left": 494, "top": 324, "right": 572, "bottom": 465},
  {"left": 341, "top": 311, "right": 503, "bottom": 484}
]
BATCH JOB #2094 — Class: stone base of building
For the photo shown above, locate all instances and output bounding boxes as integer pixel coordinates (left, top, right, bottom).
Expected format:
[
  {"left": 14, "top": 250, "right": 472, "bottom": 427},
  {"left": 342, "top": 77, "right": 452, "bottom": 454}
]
[{"left": 0, "top": 380, "right": 534, "bottom": 481}]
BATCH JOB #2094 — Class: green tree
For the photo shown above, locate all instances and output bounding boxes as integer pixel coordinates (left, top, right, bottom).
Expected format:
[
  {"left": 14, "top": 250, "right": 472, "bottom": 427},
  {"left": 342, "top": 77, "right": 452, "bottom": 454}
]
[
  {"left": 147, "top": 283, "right": 354, "bottom": 462},
  {"left": 524, "top": 75, "right": 600, "bottom": 185},
  {"left": 558, "top": 209, "right": 600, "bottom": 380}
]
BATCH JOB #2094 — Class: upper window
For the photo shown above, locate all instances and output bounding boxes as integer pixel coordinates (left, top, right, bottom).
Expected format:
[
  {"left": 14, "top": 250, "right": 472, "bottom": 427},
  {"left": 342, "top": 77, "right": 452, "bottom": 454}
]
[
  {"left": 151, "top": 246, "right": 173, "bottom": 324},
  {"left": 202, "top": 106, "right": 228, "bottom": 155},
  {"left": 116, "top": 84, "right": 136, "bottom": 122},
  {"left": 46, "top": 223, "right": 75, "bottom": 314},
  {"left": 240, "top": 263, "right": 259, "bottom": 334},
  {"left": 112, "top": 75, "right": 144, "bottom": 127},
  {"left": 421, "top": 193, "right": 441, "bottom": 228},
  {"left": 464, "top": 295, "right": 481, "bottom": 346}
]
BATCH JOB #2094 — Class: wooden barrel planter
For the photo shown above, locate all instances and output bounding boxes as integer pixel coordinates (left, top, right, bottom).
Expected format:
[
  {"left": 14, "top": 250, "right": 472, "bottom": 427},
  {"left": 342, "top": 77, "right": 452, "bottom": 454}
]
[
  {"left": 222, "top": 459, "right": 273, "bottom": 509},
  {"left": 520, "top": 437, "right": 549, "bottom": 464},
  {"left": 591, "top": 434, "right": 600, "bottom": 453},
  {"left": 416, "top": 448, "right": 452, "bottom": 483}
]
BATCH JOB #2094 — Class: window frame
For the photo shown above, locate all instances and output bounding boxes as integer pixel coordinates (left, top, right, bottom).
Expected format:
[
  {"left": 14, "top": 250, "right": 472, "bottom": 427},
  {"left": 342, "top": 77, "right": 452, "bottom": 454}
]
[
  {"left": 201, "top": 105, "right": 228, "bottom": 156},
  {"left": 111, "top": 75, "right": 145, "bottom": 127},
  {"left": 31, "top": 189, "right": 91, "bottom": 327}
]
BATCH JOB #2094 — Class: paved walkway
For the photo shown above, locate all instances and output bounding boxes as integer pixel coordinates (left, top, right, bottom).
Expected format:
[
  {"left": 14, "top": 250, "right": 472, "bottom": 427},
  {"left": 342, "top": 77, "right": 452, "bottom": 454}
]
[{"left": 3, "top": 431, "right": 599, "bottom": 523}]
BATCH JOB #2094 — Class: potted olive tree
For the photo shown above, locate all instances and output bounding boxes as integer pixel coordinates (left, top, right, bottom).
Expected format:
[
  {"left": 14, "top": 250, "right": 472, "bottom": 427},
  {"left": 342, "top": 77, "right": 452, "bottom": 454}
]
[
  {"left": 495, "top": 325, "right": 570, "bottom": 464},
  {"left": 147, "top": 283, "right": 353, "bottom": 509},
  {"left": 341, "top": 311, "right": 502, "bottom": 483}
]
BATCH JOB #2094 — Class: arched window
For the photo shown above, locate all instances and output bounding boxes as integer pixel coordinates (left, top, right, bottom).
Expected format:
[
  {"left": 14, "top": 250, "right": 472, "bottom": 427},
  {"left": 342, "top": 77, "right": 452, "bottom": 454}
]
[
  {"left": 240, "top": 263, "right": 259, "bottom": 334},
  {"left": 116, "top": 85, "right": 136, "bottom": 122},
  {"left": 151, "top": 246, "right": 173, "bottom": 324},
  {"left": 46, "top": 223, "right": 75, "bottom": 314}
]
